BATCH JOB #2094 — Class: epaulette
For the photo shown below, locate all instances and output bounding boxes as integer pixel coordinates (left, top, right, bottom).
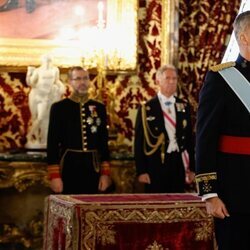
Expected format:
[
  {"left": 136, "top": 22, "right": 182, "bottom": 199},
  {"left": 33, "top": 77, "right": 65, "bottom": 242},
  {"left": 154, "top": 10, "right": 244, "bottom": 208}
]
[{"left": 210, "top": 61, "right": 236, "bottom": 72}]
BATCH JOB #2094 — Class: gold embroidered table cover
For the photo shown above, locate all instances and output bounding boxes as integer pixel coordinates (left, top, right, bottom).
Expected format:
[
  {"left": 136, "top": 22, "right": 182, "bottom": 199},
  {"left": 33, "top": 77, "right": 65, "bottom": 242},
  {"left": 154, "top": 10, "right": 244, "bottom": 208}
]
[{"left": 43, "top": 193, "right": 215, "bottom": 250}]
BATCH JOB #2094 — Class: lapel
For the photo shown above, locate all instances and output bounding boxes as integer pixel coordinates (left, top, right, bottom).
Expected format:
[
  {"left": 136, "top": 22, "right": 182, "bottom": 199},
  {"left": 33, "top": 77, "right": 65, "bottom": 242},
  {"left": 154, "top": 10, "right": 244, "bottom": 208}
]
[
  {"left": 151, "top": 96, "right": 169, "bottom": 140},
  {"left": 175, "top": 97, "right": 187, "bottom": 138},
  {"left": 175, "top": 101, "right": 181, "bottom": 138}
]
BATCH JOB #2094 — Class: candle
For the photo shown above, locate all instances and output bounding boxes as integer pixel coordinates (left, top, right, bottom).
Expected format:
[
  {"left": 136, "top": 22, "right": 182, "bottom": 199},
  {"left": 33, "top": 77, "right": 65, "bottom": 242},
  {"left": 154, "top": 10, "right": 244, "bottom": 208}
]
[{"left": 97, "top": 1, "right": 105, "bottom": 29}]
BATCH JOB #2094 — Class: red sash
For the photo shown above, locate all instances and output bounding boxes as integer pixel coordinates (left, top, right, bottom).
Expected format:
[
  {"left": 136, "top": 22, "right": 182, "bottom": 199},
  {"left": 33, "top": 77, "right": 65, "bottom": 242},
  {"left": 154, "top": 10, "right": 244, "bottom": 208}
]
[{"left": 218, "top": 135, "right": 250, "bottom": 155}]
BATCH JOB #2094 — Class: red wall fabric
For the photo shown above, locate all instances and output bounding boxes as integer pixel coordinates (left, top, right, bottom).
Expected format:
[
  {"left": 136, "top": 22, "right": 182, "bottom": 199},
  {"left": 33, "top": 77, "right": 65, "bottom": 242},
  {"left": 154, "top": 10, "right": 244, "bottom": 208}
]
[{"left": 178, "top": 0, "right": 241, "bottom": 113}]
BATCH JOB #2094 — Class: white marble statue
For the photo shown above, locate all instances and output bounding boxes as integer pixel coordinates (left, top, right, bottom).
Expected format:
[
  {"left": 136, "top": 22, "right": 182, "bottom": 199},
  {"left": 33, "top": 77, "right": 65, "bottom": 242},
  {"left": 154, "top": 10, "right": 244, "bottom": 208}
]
[{"left": 26, "top": 54, "right": 65, "bottom": 149}]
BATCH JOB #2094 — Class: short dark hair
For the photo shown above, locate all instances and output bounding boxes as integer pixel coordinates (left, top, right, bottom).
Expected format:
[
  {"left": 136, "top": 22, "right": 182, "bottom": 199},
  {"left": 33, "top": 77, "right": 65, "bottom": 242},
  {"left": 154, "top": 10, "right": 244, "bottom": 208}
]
[{"left": 68, "top": 66, "right": 88, "bottom": 79}]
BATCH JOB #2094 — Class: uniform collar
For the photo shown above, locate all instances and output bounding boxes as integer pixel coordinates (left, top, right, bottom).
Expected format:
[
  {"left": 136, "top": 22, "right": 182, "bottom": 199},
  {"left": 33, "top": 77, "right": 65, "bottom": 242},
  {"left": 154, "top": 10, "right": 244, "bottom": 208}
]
[
  {"left": 236, "top": 54, "right": 250, "bottom": 68},
  {"left": 69, "top": 92, "right": 89, "bottom": 104}
]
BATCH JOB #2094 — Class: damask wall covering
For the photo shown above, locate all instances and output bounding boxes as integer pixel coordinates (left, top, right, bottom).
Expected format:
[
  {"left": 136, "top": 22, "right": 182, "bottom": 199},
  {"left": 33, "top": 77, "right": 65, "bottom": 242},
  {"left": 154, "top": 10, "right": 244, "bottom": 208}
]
[
  {"left": 0, "top": 0, "right": 241, "bottom": 151},
  {"left": 178, "top": 0, "right": 240, "bottom": 111}
]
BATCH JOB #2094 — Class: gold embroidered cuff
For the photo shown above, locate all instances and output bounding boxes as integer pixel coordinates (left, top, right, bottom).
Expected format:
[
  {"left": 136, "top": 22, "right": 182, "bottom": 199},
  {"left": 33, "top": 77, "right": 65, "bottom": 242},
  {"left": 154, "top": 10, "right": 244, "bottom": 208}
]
[{"left": 195, "top": 172, "right": 217, "bottom": 196}]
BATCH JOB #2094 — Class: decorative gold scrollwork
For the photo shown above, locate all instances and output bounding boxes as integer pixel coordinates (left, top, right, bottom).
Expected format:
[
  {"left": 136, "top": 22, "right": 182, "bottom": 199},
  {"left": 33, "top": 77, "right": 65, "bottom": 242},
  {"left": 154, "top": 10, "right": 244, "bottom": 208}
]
[
  {"left": 0, "top": 161, "right": 49, "bottom": 191},
  {"left": 146, "top": 240, "right": 165, "bottom": 250}
]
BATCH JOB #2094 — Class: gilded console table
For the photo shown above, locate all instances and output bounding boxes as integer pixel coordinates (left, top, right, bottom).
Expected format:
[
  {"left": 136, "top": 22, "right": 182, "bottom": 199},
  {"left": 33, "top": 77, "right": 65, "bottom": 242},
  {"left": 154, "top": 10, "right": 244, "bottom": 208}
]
[{"left": 0, "top": 152, "right": 50, "bottom": 249}]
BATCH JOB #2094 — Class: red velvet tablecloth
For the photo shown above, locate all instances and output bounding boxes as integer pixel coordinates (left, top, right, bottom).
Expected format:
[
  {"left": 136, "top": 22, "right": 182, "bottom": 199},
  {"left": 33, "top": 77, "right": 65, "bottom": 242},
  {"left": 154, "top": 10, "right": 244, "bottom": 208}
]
[{"left": 43, "top": 193, "right": 215, "bottom": 250}]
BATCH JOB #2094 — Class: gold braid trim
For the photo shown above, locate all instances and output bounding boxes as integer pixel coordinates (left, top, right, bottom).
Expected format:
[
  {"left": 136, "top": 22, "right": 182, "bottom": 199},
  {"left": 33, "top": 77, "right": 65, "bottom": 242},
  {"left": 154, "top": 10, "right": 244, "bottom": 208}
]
[
  {"left": 210, "top": 61, "right": 235, "bottom": 72},
  {"left": 69, "top": 92, "right": 89, "bottom": 103},
  {"left": 195, "top": 172, "right": 217, "bottom": 182},
  {"left": 141, "top": 104, "right": 165, "bottom": 163}
]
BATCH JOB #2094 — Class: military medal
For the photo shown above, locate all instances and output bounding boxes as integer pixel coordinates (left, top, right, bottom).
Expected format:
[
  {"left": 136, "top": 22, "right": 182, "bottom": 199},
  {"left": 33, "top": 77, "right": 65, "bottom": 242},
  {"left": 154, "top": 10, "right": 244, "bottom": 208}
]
[
  {"left": 96, "top": 118, "right": 101, "bottom": 126},
  {"left": 91, "top": 126, "right": 97, "bottom": 133},
  {"left": 87, "top": 105, "right": 102, "bottom": 133},
  {"left": 183, "top": 119, "right": 187, "bottom": 128},
  {"left": 176, "top": 103, "right": 185, "bottom": 112},
  {"left": 146, "top": 116, "right": 155, "bottom": 121},
  {"left": 165, "top": 101, "right": 172, "bottom": 114},
  {"left": 87, "top": 117, "right": 94, "bottom": 125}
]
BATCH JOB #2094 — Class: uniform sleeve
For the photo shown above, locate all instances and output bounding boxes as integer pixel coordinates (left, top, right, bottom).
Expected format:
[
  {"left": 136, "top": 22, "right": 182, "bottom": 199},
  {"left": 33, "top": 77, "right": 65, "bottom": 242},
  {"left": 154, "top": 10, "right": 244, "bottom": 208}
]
[
  {"left": 195, "top": 71, "right": 226, "bottom": 195},
  {"left": 134, "top": 105, "right": 147, "bottom": 176},
  {"left": 184, "top": 102, "right": 196, "bottom": 172},
  {"left": 47, "top": 103, "right": 62, "bottom": 179},
  {"left": 97, "top": 104, "right": 111, "bottom": 175},
  {"left": 98, "top": 104, "right": 110, "bottom": 161}
]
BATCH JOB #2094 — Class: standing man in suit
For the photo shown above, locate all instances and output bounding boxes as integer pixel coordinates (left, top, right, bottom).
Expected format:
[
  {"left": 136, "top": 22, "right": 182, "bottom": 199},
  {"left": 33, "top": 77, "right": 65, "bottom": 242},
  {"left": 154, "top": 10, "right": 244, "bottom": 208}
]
[
  {"left": 47, "top": 66, "right": 111, "bottom": 194},
  {"left": 195, "top": 11, "right": 250, "bottom": 250},
  {"left": 134, "top": 64, "right": 195, "bottom": 193}
]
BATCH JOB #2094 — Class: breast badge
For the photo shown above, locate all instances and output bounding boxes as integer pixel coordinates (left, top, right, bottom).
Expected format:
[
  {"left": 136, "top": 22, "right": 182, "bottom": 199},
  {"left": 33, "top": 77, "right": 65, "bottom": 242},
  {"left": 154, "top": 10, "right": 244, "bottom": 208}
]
[
  {"left": 87, "top": 117, "right": 94, "bottom": 125},
  {"left": 176, "top": 103, "right": 185, "bottom": 112},
  {"left": 86, "top": 105, "right": 102, "bottom": 133},
  {"left": 89, "top": 105, "right": 97, "bottom": 117},
  {"left": 96, "top": 117, "right": 101, "bottom": 126},
  {"left": 146, "top": 116, "right": 155, "bottom": 121},
  {"left": 183, "top": 119, "right": 187, "bottom": 128},
  {"left": 91, "top": 126, "right": 97, "bottom": 133}
]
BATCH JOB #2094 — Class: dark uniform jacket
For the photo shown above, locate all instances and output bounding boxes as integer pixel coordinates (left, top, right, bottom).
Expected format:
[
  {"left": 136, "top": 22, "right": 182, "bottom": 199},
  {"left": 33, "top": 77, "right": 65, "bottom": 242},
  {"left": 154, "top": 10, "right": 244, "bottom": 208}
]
[
  {"left": 134, "top": 95, "right": 195, "bottom": 193},
  {"left": 195, "top": 54, "right": 250, "bottom": 214},
  {"left": 47, "top": 94, "right": 109, "bottom": 194}
]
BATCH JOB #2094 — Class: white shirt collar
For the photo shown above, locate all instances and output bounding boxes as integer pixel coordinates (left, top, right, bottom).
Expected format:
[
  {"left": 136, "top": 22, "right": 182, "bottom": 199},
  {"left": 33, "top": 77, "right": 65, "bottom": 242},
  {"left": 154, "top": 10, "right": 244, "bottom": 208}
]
[{"left": 157, "top": 92, "right": 176, "bottom": 105}]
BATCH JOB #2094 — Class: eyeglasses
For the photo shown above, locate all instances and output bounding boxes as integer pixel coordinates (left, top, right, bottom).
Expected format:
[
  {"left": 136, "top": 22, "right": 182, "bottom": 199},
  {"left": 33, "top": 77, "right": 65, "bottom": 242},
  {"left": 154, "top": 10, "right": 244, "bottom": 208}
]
[{"left": 71, "top": 76, "right": 89, "bottom": 81}]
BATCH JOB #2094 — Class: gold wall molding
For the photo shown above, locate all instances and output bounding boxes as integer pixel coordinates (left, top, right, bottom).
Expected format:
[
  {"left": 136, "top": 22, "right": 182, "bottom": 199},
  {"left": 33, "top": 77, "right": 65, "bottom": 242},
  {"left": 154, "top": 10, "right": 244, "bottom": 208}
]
[{"left": 161, "top": 0, "right": 179, "bottom": 66}]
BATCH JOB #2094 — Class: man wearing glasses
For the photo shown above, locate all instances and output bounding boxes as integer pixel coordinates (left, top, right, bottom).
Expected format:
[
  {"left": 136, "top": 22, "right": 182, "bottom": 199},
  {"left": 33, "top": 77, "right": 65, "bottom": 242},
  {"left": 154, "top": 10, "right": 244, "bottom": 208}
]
[{"left": 47, "top": 66, "right": 111, "bottom": 194}]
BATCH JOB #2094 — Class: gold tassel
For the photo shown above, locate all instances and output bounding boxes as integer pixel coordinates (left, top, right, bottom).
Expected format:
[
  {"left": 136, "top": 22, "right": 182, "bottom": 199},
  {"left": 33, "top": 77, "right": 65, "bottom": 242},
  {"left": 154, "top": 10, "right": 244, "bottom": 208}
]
[
  {"left": 161, "top": 141, "right": 165, "bottom": 164},
  {"left": 141, "top": 104, "right": 165, "bottom": 157}
]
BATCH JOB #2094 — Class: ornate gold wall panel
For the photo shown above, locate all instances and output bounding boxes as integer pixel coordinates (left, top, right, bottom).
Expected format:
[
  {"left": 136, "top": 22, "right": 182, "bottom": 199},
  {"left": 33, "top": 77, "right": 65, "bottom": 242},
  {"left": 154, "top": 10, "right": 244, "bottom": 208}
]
[{"left": 161, "top": 0, "right": 179, "bottom": 66}]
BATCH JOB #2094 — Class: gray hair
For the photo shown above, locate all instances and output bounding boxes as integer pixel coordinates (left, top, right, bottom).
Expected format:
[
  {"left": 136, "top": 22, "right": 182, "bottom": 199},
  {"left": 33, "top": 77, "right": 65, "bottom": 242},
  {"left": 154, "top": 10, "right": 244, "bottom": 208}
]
[
  {"left": 155, "top": 64, "right": 177, "bottom": 80},
  {"left": 233, "top": 11, "right": 250, "bottom": 41}
]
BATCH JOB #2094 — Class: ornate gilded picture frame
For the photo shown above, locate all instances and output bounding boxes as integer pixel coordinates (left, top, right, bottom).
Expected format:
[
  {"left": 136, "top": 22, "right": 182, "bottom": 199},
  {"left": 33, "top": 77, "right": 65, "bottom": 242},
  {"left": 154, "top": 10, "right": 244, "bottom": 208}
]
[{"left": 0, "top": 0, "right": 138, "bottom": 72}]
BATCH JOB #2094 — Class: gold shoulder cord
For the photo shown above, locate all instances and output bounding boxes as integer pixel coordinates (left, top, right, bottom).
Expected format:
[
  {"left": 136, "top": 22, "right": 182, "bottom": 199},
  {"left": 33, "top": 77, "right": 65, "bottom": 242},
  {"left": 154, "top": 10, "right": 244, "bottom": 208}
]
[
  {"left": 210, "top": 61, "right": 235, "bottom": 72},
  {"left": 141, "top": 104, "right": 165, "bottom": 163}
]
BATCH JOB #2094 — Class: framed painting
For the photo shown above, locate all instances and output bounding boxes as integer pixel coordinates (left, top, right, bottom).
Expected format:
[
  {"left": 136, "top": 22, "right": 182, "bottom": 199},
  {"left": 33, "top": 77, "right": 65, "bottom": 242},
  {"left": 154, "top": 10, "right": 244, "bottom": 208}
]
[{"left": 0, "top": 0, "right": 138, "bottom": 72}]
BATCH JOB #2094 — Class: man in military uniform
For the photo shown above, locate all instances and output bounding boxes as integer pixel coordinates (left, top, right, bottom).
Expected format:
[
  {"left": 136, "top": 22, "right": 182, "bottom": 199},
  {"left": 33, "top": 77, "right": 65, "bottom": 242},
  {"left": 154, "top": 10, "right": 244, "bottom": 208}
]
[
  {"left": 47, "top": 66, "right": 111, "bottom": 194},
  {"left": 134, "top": 64, "right": 195, "bottom": 193},
  {"left": 195, "top": 11, "right": 250, "bottom": 250}
]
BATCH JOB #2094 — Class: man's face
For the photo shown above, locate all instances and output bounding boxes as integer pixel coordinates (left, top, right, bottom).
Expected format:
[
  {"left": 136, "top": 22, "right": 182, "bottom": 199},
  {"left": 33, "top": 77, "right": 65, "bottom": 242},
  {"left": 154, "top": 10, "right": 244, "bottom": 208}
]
[
  {"left": 243, "top": 27, "right": 250, "bottom": 50},
  {"left": 70, "top": 69, "right": 90, "bottom": 95},
  {"left": 157, "top": 69, "right": 177, "bottom": 97}
]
